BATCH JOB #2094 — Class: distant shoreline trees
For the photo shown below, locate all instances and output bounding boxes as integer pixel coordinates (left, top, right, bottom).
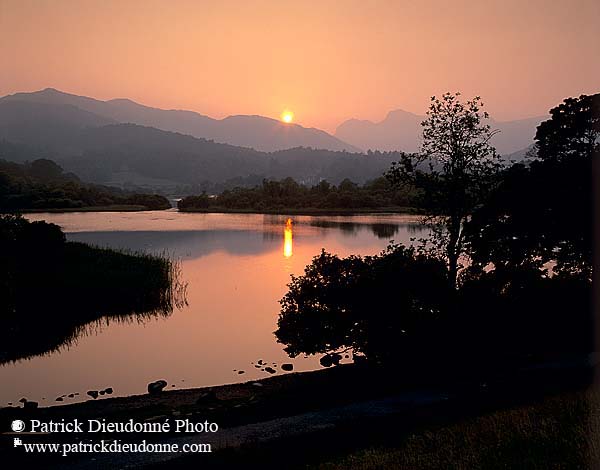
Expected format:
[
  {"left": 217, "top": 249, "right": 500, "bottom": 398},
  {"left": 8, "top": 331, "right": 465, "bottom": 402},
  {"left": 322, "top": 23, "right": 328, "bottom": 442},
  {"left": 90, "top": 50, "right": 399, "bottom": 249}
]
[
  {"left": 0, "top": 158, "right": 171, "bottom": 211},
  {"left": 178, "top": 176, "right": 416, "bottom": 213}
]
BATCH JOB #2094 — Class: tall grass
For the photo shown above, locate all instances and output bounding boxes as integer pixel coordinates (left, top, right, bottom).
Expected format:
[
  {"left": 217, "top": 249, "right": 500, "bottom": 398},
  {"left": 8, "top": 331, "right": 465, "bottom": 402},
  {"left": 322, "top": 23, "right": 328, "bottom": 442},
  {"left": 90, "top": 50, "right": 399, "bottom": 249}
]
[
  {"left": 0, "top": 242, "right": 187, "bottom": 364},
  {"left": 310, "top": 388, "right": 600, "bottom": 470}
]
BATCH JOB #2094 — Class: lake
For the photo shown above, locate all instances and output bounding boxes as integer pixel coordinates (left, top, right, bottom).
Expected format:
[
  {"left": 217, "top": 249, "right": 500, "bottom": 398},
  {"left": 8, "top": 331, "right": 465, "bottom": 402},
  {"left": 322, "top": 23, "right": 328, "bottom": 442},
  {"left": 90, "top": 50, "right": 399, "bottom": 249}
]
[{"left": 0, "top": 210, "right": 425, "bottom": 406}]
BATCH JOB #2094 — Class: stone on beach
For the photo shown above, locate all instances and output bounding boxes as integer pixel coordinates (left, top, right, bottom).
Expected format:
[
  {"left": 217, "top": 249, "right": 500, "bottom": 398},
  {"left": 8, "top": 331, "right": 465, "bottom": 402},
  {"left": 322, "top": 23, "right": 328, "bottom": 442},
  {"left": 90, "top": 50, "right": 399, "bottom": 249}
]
[
  {"left": 148, "top": 380, "right": 168, "bottom": 395},
  {"left": 24, "top": 400, "right": 38, "bottom": 410}
]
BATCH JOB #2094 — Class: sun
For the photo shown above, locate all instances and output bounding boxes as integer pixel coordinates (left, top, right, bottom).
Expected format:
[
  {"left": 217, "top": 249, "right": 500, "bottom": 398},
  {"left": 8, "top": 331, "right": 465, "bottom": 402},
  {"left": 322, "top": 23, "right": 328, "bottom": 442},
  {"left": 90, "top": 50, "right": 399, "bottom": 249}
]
[{"left": 281, "top": 110, "right": 294, "bottom": 123}]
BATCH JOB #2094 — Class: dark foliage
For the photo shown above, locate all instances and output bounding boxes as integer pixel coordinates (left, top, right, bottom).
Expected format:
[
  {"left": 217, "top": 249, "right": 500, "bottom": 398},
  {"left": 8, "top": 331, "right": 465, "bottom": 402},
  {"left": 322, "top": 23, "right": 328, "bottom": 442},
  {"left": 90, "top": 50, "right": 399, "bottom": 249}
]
[
  {"left": 276, "top": 246, "right": 591, "bottom": 366},
  {"left": 535, "top": 94, "right": 599, "bottom": 162},
  {"left": 178, "top": 177, "right": 413, "bottom": 212},
  {"left": 0, "top": 214, "right": 185, "bottom": 364},
  {"left": 276, "top": 246, "right": 451, "bottom": 363},
  {"left": 0, "top": 158, "right": 170, "bottom": 210},
  {"left": 464, "top": 93, "right": 597, "bottom": 280},
  {"left": 464, "top": 155, "right": 592, "bottom": 279}
]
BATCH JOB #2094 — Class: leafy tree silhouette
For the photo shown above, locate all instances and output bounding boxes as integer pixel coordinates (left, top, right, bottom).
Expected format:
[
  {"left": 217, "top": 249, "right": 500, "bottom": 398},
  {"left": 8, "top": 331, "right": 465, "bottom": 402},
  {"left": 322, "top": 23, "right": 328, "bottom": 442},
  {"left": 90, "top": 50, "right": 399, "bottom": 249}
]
[{"left": 385, "top": 93, "right": 503, "bottom": 287}]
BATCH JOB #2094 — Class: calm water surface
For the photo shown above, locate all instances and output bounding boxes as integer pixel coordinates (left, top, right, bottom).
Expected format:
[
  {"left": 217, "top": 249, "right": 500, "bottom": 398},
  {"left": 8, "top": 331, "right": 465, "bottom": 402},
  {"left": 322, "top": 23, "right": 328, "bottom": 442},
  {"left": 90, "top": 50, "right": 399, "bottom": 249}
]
[{"left": 0, "top": 210, "right": 424, "bottom": 406}]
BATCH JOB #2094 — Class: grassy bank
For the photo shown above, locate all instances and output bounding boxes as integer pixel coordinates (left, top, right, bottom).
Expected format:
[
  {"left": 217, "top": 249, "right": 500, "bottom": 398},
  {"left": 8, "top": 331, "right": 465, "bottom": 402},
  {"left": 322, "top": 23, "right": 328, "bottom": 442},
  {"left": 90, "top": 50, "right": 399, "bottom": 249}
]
[
  {"left": 151, "top": 365, "right": 596, "bottom": 470},
  {"left": 310, "top": 387, "right": 599, "bottom": 470},
  {"left": 0, "top": 215, "right": 186, "bottom": 364}
]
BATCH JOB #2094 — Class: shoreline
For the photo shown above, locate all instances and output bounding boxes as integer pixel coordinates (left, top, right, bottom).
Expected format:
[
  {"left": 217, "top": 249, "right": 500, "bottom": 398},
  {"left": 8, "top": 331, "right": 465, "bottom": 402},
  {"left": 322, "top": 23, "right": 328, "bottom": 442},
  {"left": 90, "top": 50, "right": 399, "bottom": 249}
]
[
  {"left": 178, "top": 206, "right": 421, "bottom": 216},
  {"left": 10, "top": 207, "right": 422, "bottom": 216},
  {"left": 8, "top": 205, "right": 168, "bottom": 213},
  {"left": 2, "top": 353, "right": 593, "bottom": 418},
  {"left": 1, "top": 358, "right": 594, "bottom": 468}
]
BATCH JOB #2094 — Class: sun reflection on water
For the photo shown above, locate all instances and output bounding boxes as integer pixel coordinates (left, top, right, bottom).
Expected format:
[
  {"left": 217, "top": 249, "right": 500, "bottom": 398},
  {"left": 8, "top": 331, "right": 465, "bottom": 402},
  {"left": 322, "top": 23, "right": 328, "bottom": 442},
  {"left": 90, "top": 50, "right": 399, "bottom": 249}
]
[{"left": 283, "top": 218, "right": 293, "bottom": 258}]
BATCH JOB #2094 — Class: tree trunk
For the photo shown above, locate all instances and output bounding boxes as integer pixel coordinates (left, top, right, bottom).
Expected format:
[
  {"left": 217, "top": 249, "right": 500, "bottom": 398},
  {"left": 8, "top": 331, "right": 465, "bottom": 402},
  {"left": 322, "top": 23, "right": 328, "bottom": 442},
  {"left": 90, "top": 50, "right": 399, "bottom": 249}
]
[{"left": 447, "top": 215, "right": 461, "bottom": 289}]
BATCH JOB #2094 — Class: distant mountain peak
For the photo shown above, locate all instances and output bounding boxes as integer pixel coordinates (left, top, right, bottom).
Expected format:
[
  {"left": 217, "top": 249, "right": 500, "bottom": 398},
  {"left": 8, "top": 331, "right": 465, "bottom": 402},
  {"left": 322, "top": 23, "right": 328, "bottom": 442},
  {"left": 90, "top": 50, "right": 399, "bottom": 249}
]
[
  {"left": 384, "top": 108, "right": 422, "bottom": 121},
  {"left": 336, "top": 107, "right": 546, "bottom": 155}
]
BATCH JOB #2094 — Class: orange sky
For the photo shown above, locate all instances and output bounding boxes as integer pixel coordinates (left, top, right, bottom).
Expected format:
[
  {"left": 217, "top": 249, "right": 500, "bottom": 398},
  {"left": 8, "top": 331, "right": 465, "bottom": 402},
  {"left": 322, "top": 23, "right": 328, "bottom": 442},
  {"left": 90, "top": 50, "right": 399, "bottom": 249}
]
[{"left": 1, "top": 0, "right": 598, "bottom": 132}]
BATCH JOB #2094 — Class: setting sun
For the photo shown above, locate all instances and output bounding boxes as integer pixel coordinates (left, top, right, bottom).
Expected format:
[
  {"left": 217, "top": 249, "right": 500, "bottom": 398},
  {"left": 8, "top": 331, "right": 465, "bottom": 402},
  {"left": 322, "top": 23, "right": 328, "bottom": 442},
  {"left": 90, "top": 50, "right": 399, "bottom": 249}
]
[{"left": 281, "top": 110, "right": 294, "bottom": 123}]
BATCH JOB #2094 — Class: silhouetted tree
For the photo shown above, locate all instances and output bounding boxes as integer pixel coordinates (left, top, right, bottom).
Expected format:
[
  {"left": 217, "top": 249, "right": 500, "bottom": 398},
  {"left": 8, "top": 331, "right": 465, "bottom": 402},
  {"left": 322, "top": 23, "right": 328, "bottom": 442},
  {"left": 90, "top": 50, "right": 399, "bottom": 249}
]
[
  {"left": 276, "top": 246, "right": 451, "bottom": 363},
  {"left": 386, "top": 93, "right": 503, "bottom": 287},
  {"left": 464, "top": 94, "right": 597, "bottom": 280},
  {"left": 535, "top": 94, "right": 599, "bottom": 162}
]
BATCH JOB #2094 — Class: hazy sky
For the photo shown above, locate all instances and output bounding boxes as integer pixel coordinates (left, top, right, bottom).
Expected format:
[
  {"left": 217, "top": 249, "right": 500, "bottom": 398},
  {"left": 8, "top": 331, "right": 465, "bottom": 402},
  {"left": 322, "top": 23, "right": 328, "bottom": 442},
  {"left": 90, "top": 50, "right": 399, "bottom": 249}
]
[{"left": 1, "top": 0, "right": 598, "bottom": 132}]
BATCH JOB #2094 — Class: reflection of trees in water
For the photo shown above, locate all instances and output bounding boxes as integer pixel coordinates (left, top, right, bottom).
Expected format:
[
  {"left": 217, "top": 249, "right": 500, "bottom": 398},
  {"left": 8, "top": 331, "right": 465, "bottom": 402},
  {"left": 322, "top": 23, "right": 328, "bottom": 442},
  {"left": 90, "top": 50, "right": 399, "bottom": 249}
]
[
  {"left": 310, "top": 220, "right": 360, "bottom": 236},
  {"left": 262, "top": 230, "right": 278, "bottom": 242},
  {"left": 262, "top": 218, "right": 424, "bottom": 245},
  {"left": 308, "top": 220, "right": 423, "bottom": 239},
  {"left": 370, "top": 224, "right": 399, "bottom": 239},
  {"left": 1, "top": 309, "right": 171, "bottom": 366},
  {"left": 406, "top": 223, "right": 423, "bottom": 235}
]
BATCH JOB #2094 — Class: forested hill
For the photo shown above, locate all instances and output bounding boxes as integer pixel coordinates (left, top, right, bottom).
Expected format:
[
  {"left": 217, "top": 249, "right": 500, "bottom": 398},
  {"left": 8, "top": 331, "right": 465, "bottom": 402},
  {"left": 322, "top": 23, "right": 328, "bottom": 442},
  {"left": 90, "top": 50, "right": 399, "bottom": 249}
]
[
  {"left": 0, "top": 100, "right": 401, "bottom": 190},
  {"left": 0, "top": 158, "right": 170, "bottom": 211}
]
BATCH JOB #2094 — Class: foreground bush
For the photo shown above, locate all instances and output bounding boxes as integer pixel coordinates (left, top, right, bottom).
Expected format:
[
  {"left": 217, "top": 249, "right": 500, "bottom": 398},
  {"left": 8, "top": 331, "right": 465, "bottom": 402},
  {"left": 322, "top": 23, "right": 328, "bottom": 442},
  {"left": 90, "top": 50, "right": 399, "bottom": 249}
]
[
  {"left": 276, "top": 246, "right": 452, "bottom": 364},
  {"left": 275, "top": 244, "right": 592, "bottom": 367}
]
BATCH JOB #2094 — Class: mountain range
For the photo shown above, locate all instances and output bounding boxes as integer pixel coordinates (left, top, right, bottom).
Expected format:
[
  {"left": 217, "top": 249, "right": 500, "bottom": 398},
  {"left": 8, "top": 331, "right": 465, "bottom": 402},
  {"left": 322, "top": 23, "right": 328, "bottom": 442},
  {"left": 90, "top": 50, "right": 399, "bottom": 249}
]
[
  {"left": 0, "top": 97, "right": 398, "bottom": 191},
  {"left": 335, "top": 109, "right": 546, "bottom": 155},
  {"left": 0, "top": 88, "right": 359, "bottom": 153},
  {"left": 0, "top": 88, "right": 546, "bottom": 191}
]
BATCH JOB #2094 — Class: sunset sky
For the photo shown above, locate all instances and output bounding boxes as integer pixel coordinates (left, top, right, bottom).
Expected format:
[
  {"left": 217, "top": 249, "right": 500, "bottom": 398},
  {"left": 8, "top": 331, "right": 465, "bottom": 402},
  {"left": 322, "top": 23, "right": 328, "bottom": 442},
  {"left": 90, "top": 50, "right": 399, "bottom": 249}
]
[{"left": 1, "top": 0, "right": 598, "bottom": 132}]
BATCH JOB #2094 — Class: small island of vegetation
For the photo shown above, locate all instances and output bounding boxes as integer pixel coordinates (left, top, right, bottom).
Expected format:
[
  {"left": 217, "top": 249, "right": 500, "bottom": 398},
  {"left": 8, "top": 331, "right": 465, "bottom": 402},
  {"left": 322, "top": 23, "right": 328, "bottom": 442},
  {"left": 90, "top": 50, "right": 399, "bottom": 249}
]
[{"left": 177, "top": 176, "right": 415, "bottom": 214}]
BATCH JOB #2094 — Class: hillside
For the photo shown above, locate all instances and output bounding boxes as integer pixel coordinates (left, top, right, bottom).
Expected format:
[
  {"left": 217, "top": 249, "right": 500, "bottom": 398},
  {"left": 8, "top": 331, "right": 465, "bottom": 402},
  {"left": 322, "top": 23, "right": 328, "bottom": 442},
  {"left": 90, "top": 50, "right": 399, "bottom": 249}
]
[
  {"left": 0, "top": 102, "right": 398, "bottom": 189},
  {"left": 0, "top": 158, "right": 170, "bottom": 210}
]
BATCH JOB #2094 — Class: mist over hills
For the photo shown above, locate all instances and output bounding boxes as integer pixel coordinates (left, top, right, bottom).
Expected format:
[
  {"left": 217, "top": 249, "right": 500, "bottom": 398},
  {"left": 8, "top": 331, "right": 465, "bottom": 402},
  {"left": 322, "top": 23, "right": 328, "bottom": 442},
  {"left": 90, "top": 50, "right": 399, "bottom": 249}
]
[
  {"left": 0, "top": 88, "right": 359, "bottom": 153},
  {"left": 336, "top": 108, "right": 546, "bottom": 155},
  {"left": 0, "top": 88, "right": 545, "bottom": 192},
  {"left": 0, "top": 99, "right": 396, "bottom": 191}
]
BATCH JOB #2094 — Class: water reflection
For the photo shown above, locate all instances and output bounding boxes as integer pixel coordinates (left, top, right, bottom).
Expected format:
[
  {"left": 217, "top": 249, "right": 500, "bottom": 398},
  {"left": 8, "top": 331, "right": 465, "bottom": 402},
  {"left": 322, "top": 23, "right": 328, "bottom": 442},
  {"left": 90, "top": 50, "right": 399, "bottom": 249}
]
[
  {"left": 307, "top": 219, "right": 421, "bottom": 239},
  {"left": 0, "top": 212, "right": 426, "bottom": 405},
  {"left": 284, "top": 218, "right": 293, "bottom": 258}
]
